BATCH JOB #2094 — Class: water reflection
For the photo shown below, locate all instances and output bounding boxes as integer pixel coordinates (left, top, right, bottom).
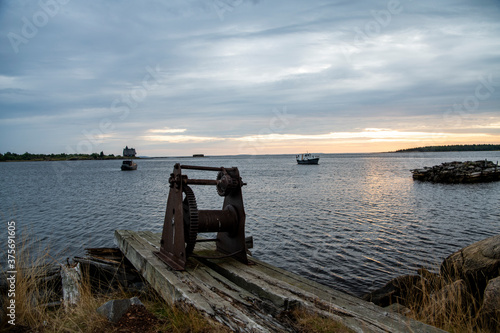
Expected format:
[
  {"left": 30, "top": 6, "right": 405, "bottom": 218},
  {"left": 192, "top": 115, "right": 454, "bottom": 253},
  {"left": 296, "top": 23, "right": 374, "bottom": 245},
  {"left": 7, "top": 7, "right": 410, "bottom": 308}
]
[{"left": 1, "top": 152, "right": 499, "bottom": 296}]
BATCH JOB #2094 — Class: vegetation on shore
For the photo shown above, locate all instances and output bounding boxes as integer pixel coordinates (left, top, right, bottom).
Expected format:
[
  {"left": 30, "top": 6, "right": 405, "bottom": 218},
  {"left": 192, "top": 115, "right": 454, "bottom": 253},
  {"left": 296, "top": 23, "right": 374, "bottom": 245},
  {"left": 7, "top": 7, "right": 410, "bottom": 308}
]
[
  {"left": 395, "top": 144, "right": 500, "bottom": 153},
  {"left": 0, "top": 152, "right": 134, "bottom": 162},
  {"left": 364, "top": 234, "right": 500, "bottom": 332},
  {"left": 0, "top": 265, "right": 226, "bottom": 332},
  {"left": 386, "top": 268, "right": 496, "bottom": 332},
  {"left": 0, "top": 241, "right": 227, "bottom": 333},
  {"left": 1, "top": 244, "right": 354, "bottom": 333}
]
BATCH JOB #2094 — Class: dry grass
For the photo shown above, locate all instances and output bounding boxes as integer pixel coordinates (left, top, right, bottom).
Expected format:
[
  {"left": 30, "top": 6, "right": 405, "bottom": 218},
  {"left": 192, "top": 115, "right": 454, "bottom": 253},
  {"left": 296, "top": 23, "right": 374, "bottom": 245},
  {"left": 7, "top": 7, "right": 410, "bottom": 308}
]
[
  {"left": 390, "top": 266, "right": 496, "bottom": 333},
  {"left": 0, "top": 240, "right": 232, "bottom": 333},
  {"left": 405, "top": 280, "right": 480, "bottom": 332},
  {"left": 147, "top": 301, "right": 231, "bottom": 333},
  {"left": 1, "top": 239, "right": 113, "bottom": 332},
  {"left": 140, "top": 284, "right": 230, "bottom": 333},
  {"left": 1, "top": 264, "right": 230, "bottom": 333},
  {"left": 285, "top": 308, "right": 354, "bottom": 333}
]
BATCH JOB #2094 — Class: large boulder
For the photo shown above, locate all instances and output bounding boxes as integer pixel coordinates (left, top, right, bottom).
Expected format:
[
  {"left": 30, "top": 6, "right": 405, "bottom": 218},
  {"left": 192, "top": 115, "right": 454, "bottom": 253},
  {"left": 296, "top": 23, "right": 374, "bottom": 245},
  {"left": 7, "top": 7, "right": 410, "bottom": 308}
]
[
  {"left": 363, "top": 268, "right": 444, "bottom": 307},
  {"left": 362, "top": 274, "right": 424, "bottom": 307},
  {"left": 422, "top": 280, "right": 475, "bottom": 320},
  {"left": 364, "top": 235, "right": 500, "bottom": 332},
  {"left": 440, "top": 234, "right": 500, "bottom": 294},
  {"left": 479, "top": 276, "right": 500, "bottom": 327}
]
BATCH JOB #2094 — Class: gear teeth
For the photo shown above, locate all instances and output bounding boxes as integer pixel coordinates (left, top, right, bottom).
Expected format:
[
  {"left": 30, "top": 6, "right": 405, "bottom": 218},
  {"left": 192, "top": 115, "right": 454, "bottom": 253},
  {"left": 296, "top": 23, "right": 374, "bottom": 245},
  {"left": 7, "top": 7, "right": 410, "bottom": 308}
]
[{"left": 183, "top": 185, "right": 198, "bottom": 256}]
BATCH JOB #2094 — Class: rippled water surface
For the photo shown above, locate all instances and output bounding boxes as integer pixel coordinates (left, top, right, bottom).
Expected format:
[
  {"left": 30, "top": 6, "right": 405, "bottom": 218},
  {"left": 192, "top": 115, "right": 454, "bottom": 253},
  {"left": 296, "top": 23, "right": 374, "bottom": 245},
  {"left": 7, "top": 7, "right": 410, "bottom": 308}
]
[{"left": 1, "top": 152, "right": 499, "bottom": 296}]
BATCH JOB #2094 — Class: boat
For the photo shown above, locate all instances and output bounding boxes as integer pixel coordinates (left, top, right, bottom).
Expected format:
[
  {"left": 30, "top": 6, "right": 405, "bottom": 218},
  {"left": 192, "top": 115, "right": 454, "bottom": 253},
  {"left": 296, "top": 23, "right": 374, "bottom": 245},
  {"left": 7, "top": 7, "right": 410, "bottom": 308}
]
[
  {"left": 121, "top": 160, "right": 137, "bottom": 171},
  {"left": 296, "top": 153, "right": 319, "bottom": 165}
]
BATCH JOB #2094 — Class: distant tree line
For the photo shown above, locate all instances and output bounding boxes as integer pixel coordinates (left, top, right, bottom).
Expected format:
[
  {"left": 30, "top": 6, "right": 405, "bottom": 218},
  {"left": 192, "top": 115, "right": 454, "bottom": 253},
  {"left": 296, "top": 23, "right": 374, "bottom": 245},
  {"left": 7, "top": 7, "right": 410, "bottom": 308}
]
[
  {"left": 0, "top": 151, "right": 122, "bottom": 162},
  {"left": 395, "top": 144, "right": 500, "bottom": 153}
]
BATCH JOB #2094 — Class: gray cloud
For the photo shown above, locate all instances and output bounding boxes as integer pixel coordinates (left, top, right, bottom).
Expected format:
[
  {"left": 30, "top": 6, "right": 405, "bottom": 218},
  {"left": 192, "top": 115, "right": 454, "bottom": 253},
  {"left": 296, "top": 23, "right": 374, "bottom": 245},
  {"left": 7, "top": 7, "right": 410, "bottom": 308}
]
[{"left": 1, "top": 0, "right": 499, "bottom": 155}]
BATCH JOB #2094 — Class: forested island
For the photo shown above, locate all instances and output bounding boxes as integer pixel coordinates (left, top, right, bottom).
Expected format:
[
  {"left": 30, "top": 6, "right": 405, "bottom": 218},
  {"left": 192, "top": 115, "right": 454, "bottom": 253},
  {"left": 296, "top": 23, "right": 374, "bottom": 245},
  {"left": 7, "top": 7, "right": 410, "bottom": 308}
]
[
  {"left": 0, "top": 151, "right": 132, "bottom": 162},
  {"left": 395, "top": 144, "right": 500, "bottom": 153}
]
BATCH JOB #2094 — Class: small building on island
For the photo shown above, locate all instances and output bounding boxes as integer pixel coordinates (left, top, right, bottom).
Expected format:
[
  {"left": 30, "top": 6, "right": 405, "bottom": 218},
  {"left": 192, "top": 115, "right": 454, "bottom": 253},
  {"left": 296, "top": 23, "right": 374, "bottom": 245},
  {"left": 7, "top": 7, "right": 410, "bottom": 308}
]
[{"left": 123, "top": 146, "right": 137, "bottom": 157}]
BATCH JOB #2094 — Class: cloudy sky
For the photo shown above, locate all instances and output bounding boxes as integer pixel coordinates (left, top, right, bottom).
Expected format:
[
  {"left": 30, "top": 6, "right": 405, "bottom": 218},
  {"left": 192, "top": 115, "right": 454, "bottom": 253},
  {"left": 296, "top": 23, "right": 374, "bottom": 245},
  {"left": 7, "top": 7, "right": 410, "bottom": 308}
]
[{"left": 1, "top": 0, "right": 500, "bottom": 156}]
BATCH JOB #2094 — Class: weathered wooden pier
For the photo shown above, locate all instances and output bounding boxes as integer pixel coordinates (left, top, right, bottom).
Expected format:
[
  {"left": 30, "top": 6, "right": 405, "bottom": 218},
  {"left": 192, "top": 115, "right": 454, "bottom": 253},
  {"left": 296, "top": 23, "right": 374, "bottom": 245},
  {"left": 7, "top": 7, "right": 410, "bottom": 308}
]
[{"left": 115, "top": 230, "right": 444, "bottom": 332}]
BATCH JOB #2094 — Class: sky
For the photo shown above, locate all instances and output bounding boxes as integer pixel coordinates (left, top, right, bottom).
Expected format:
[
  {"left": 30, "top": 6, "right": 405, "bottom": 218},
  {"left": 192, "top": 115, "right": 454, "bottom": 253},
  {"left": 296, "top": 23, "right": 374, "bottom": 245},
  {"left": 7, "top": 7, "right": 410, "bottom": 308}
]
[{"left": 1, "top": 0, "right": 500, "bottom": 156}]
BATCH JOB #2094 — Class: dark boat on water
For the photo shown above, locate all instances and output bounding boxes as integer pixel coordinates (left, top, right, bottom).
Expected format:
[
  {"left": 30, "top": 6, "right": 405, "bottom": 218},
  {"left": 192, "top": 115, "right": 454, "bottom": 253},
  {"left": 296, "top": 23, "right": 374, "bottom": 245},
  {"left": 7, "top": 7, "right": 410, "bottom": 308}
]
[
  {"left": 121, "top": 160, "right": 137, "bottom": 171},
  {"left": 296, "top": 153, "right": 319, "bottom": 165}
]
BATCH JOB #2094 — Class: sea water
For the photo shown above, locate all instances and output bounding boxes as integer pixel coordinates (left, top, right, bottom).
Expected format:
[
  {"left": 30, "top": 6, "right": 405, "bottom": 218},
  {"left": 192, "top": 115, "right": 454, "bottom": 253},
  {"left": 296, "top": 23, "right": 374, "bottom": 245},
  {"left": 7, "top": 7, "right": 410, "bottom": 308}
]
[{"left": 1, "top": 151, "right": 499, "bottom": 296}]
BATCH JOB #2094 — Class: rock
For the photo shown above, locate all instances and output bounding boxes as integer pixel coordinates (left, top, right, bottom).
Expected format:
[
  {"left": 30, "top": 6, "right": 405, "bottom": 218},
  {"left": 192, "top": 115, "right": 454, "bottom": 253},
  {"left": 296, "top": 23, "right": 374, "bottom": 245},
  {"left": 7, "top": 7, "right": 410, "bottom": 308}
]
[
  {"left": 97, "top": 299, "right": 131, "bottom": 323},
  {"left": 479, "top": 276, "right": 500, "bottom": 320},
  {"left": 129, "top": 296, "right": 143, "bottom": 306},
  {"left": 363, "top": 269, "right": 446, "bottom": 308},
  {"left": 384, "top": 303, "right": 411, "bottom": 315},
  {"left": 440, "top": 234, "right": 500, "bottom": 294},
  {"left": 97, "top": 297, "right": 144, "bottom": 323},
  {"left": 411, "top": 160, "right": 500, "bottom": 183},
  {"left": 365, "top": 235, "right": 500, "bottom": 332},
  {"left": 362, "top": 274, "right": 424, "bottom": 307}
]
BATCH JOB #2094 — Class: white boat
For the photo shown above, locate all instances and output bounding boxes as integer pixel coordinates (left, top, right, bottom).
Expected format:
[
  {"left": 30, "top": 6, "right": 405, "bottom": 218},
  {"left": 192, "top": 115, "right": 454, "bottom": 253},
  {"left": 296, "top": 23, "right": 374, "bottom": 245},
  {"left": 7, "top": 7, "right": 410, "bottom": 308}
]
[{"left": 296, "top": 153, "right": 319, "bottom": 165}]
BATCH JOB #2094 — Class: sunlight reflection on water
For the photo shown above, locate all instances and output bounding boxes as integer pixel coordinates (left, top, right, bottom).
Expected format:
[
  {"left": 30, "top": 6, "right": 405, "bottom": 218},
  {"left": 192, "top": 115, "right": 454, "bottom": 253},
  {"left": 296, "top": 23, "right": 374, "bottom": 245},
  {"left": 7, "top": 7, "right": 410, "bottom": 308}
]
[{"left": 1, "top": 152, "right": 499, "bottom": 296}]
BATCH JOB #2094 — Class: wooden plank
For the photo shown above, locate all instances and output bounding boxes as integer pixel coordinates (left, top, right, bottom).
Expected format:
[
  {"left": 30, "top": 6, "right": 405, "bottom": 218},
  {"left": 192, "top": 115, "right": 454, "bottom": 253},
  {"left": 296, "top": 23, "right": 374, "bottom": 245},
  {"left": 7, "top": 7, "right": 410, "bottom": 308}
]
[
  {"left": 193, "top": 241, "right": 440, "bottom": 332},
  {"left": 115, "top": 230, "right": 294, "bottom": 332},
  {"left": 115, "top": 230, "right": 445, "bottom": 333},
  {"left": 197, "top": 251, "right": 437, "bottom": 332}
]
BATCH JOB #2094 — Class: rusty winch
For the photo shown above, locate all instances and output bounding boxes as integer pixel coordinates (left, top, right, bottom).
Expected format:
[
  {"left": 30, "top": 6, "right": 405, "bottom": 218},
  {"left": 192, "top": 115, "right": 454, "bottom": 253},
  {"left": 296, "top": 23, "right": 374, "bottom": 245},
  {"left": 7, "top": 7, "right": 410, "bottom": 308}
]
[{"left": 155, "top": 163, "right": 249, "bottom": 270}]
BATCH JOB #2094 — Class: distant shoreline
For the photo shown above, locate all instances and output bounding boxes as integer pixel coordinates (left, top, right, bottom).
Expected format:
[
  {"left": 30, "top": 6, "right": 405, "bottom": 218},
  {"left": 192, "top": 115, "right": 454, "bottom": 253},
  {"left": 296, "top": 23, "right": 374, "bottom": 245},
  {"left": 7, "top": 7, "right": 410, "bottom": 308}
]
[
  {"left": 0, "top": 152, "right": 139, "bottom": 162},
  {"left": 0, "top": 158, "right": 138, "bottom": 162},
  {"left": 393, "top": 144, "right": 500, "bottom": 153},
  {"left": 2, "top": 146, "right": 500, "bottom": 162}
]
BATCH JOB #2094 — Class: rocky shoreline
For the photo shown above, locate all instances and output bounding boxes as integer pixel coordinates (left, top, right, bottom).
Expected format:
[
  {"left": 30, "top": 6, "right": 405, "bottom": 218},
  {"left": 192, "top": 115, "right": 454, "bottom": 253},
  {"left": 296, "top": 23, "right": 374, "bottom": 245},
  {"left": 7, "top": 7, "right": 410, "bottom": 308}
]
[
  {"left": 363, "top": 234, "right": 500, "bottom": 331},
  {"left": 411, "top": 160, "right": 500, "bottom": 183}
]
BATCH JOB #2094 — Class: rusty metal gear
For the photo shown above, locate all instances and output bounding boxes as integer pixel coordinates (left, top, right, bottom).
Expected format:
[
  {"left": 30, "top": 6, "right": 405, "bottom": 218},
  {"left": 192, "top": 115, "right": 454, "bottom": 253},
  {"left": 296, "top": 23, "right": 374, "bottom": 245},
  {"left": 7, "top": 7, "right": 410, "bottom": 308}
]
[
  {"left": 182, "top": 185, "right": 198, "bottom": 256},
  {"left": 216, "top": 168, "right": 239, "bottom": 196}
]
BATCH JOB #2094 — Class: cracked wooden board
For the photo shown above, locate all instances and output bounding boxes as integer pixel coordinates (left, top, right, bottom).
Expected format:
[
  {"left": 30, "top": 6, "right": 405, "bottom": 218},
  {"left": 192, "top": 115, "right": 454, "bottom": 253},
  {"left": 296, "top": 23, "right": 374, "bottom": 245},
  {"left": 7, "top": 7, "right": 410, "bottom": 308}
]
[
  {"left": 115, "top": 230, "right": 444, "bottom": 333},
  {"left": 115, "top": 230, "right": 289, "bottom": 332}
]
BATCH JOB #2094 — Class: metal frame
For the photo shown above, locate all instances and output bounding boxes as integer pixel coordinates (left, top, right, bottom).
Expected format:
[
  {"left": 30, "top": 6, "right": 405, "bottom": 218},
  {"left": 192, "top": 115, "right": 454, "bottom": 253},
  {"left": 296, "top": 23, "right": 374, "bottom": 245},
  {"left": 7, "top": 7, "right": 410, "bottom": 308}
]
[{"left": 155, "top": 163, "right": 248, "bottom": 270}]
